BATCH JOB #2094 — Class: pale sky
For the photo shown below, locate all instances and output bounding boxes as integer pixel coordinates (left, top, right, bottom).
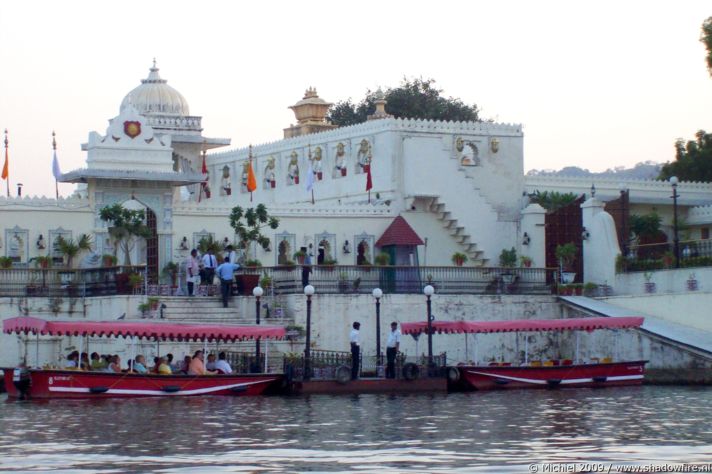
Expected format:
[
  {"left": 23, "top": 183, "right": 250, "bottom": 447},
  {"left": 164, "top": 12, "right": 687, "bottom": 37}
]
[{"left": 1, "top": 1, "right": 711, "bottom": 197}]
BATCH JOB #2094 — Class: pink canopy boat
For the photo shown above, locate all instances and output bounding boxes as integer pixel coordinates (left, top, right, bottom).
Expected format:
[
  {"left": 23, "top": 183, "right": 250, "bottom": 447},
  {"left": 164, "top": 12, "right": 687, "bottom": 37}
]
[
  {"left": 3, "top": 316, "right": 286, "bottom": 399},
  {"left": 401, "top": 316, "right": 647, "bottom": 390}
]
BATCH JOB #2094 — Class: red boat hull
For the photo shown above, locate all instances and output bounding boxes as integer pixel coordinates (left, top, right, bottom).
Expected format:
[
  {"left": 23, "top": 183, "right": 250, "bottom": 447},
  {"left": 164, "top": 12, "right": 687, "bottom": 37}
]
[
  {"left": 2, "top": 368, "right": 281, "bottom": 399},
  {"left": 454, "top": 361, "right": 647, "bottom": 390}
]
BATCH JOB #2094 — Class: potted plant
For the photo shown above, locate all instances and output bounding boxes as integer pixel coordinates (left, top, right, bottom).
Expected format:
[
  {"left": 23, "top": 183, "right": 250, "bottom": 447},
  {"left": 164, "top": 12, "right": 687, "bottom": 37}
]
[
  {"left": 451, "top": 252, "right": 468, "bottom": 267},
  {"left": 520, "top": 256, "right": 533, "bottom": 268},
  {"left": 230, "top": 204, "right": 279, "bottom": 294},
  {"left": 162, "top": 261, "right": 179, "bottom": 287},
  {"left": 54, "top": 234, "right": 93, "bottom": 268},
  {"left": 285, "top": 324, "right": 305, "bottom": 341},
  {"left": 0, "top": 256, "right": 12, "bottom": 269},
  {"left": 374, "top": 253, "right": 390, "bottom": 266},
  {"left": 34, "top": 255, "right": 52, "bottom": 269},
  {"left": 322, "top": 258, "right": 337, "bottom": 266},
  {"left": 293, "top": 250, "right": 306, "bottom": 264},
  {"left": 138, "top": 302, "right": 151, "bottom": 317},
  {"left": 260, "top": 272, "right": 272, "bottom": 289},
  {"left": 583, "top": 282, "right": 599, "bottom": 297},
  {"left": 338, "top": 272, "right": 349, "bottom": 292},
  {"left": 147, "top": 296, "right": 160, "bottom": 311},
  {"left": 499, "top": 247, "right": 517, "bottom": 283},
  {"left": 555, "top": 242, "right": 577, "bottom": 284},
  {"left": 662, "top": 251, "right": 675, "bottom": 269},
  {"left": 101, "top": 254, "right": 117, "bottom": 267},
  {"left": 128, "top": 272, "right": 144, "bottom": 291},
  {"left": 643, "top": 271, "right": 656, "bottom": 293},
  {"left": 245, "top": 259, "right": 262, "bottom": 268},
  {"left": 687, "top": 273, "right": 698, "bottom": 291}
]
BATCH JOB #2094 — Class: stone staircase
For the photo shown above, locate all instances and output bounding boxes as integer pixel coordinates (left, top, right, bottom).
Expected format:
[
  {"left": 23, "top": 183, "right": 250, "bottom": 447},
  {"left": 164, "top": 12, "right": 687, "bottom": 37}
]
[
  {"left": 133, "top": 296, "right": 271, "bottom": 324},
  {"left": 426, "top": 196, "right": 487, "bottom": 265}
]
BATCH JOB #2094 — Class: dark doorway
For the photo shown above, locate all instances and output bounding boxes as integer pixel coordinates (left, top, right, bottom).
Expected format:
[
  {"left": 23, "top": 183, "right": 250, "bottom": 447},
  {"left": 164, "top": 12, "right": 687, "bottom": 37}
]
[
  {"left": 146, "top": 208, "right": 159, "bottom": 283},
  {"left": 545, "top": 195, "right": 585, "bottom": 284}
]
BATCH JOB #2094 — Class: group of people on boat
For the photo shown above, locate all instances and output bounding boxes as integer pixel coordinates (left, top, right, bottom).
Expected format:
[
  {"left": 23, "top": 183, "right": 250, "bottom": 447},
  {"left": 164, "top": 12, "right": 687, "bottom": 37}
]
[{"left": 63, "top": 350, "right": 234, "bottom": 376}]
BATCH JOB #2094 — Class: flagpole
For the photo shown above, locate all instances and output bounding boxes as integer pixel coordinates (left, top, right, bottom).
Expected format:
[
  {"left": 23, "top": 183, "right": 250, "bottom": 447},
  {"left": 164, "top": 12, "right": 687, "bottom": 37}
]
[
  {"left": 3, "top": 129, "right": 9, "bottom": 197},
  {"left": 52, "top": 131, "right": 58, "bottom": 199},
  {"left": 249, "top": 145, "right": 253, "bottom": 202}
]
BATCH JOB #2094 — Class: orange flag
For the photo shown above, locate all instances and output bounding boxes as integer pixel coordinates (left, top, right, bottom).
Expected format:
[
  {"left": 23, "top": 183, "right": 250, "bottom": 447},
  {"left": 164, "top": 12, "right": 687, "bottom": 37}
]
[
  {"left": 1, "top": 148, "right": 7, "bottom": 181},
  {"left": 246, "top": 159, "right": 257, "bottom": 192}
]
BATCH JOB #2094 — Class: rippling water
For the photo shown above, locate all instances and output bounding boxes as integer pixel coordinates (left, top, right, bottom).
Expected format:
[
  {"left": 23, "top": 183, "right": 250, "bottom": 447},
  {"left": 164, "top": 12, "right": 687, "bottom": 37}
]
[{"left": 1, "top": 386, "right": 711, "bottom": 472}]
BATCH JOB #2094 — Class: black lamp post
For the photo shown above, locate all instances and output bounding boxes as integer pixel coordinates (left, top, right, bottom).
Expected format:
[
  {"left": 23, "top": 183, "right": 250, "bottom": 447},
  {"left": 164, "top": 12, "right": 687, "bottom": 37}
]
[
  {"left": 670, "top": 176, "right": 680, "bottom": 268},
  {"left": 619, "top": 183, "right": 629, "bottom": 257},
  {"left": 423, "top": 284, "right": 435, "bottom": 373},
  {"left": 372, "top": 288, "right": 383, "bottom": 366},
  {"left": 303, "top": 284, "right": 315, "bottom": 381},
  {"left": 253, "top": 286, "right": 263, "bottom": 367}
]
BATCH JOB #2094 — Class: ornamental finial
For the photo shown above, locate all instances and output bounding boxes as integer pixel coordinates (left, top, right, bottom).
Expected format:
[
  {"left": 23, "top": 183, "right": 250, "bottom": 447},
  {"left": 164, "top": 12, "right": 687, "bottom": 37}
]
[{"left": 52, "top": 130, "right": 56, "bottom": 150}]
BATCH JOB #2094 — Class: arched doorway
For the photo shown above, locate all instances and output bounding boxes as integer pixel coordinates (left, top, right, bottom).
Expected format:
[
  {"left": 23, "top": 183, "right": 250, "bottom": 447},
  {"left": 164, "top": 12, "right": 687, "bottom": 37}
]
[{"left": 145, "top": 208, "right": 158, "bottom": 283}]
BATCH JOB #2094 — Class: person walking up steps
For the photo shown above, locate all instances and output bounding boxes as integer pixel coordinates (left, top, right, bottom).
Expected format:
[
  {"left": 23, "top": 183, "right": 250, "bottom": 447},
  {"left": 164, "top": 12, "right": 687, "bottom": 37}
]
[{"left": 215, "top": 257, "right": 240, "bottom": 308}]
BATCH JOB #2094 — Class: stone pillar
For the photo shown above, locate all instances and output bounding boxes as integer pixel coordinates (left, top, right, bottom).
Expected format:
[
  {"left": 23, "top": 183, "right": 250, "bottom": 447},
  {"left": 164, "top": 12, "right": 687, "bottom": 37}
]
[
  {"left": 581, "top": 197, "right": 620, "bottom": 285},
  {"left": 520, "top": 203, "right": 546, "bottom": 267}
]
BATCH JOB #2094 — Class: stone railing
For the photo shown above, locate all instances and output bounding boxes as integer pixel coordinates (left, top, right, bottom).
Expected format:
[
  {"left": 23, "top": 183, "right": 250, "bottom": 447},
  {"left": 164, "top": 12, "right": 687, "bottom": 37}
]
[{"left": 145, "top": 115, "right": 202, "bottom": 132}]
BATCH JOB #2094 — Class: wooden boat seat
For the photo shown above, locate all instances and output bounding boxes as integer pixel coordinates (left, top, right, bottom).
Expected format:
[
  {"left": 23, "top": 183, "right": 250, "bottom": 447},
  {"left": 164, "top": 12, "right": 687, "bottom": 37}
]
[
  {"left": 543, "top": 360, "right": 555, "bottom": 367},
  {"left": 530, "top": 360, "right": 542, "bottom": 367},
  {"left": 561, "top": 359, "right": 573, "bottom": 365},
  {"left": 602, "top": 357, "right": 613, "bottom": 364},
  {"left": 488, "top": 362, "right": 499, "bottom": 367},
  {"left": 590, "top": 357, "right": 600, "bottom": 364}
]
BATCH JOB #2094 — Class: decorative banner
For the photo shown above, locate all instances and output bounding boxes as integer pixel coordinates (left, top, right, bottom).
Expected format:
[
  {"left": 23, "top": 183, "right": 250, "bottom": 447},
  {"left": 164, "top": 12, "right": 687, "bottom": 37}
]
[{"left": 123, "top": 121, "right": 141, "bottom": 139}]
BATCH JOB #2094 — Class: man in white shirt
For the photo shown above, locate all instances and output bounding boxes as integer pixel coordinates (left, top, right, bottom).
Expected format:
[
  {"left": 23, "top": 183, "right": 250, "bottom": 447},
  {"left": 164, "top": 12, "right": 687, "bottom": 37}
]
[
  {"left": 386, "top": 322, "right": 401, "bottom": 379},
  {"left": 350, "top": 321, "right": 361, "bottom": 380},
  {"left": 226, "top": 245, "right": 238, "bottom": 264},
  {"left": 202, "top": 250, "right": 218, "bottom": 284},
  {"left": 214, "top": 352, "right": 233, "bottom": 374}
]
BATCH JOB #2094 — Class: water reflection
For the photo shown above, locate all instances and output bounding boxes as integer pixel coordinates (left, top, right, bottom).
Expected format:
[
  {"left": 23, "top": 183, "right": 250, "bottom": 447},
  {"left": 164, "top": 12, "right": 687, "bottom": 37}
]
[{"left": 1, "top": 386, "right": 711, "bottom": 472}]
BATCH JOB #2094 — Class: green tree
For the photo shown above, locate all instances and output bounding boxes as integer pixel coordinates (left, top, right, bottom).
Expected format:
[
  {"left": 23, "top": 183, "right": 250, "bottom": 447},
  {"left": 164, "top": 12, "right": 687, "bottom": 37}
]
[
  {"left": 229, "top": 204, "right": 280, "bottom": 261},
  {"left": 702, "top": 16, "right": 712, "bottom": 77},
  {"left": 54, "top": 234, "right": 92, "bottom": 268},
  {"left": 658, "top": 130, "right": 712, "bottom": 183},
  {"left": 327, "top": 78, "right": 482, "bottom": 127},
  {"left": 528, "top": 190, "right": 579, "bottom": 211},
  {"left": 99, "top": 203, "right": 152, "bottom": 266}
]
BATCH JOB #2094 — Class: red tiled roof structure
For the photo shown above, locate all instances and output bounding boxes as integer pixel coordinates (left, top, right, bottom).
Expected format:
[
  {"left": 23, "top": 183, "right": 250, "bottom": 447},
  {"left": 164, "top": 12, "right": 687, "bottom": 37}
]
[{"left": 376, "top": 216, "right": 424, "bottom": 247}]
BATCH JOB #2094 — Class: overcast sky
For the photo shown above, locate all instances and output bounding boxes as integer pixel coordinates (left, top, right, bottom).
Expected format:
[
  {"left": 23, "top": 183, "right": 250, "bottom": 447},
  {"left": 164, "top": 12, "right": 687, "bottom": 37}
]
[{"left": 1, "top": 1, "right": 711, "bottom": 197}]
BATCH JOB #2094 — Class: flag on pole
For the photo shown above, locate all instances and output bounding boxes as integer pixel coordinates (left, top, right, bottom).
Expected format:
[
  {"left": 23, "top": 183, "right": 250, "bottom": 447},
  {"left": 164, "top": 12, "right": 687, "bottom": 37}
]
[
  {"left": 365, "top": 163, "right": 372, "bottom": 191},
  {"left": 246, "top": 159, "right": 256, "bottom": 192},
  {"left": 305, "top": 160, "right": 315, "bottom": 204},
  {"left": 198, "top": 151, "right": 208, "bottom": 202},
  {"left": 2, "top": 129, "right": 9, "bottom": 197},
  {"left": 52, "top": 150, "right": 62, "bottom": 180}
]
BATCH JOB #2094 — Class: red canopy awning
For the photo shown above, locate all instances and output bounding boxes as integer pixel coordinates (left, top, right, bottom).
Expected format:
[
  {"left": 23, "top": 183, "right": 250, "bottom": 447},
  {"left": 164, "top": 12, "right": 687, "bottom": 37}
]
[
  {"left": 3, "top": 316, "right": 286, "bottom": 342},
  {"left": 401, "top": 316, "right": 644, "bottom": 335}
]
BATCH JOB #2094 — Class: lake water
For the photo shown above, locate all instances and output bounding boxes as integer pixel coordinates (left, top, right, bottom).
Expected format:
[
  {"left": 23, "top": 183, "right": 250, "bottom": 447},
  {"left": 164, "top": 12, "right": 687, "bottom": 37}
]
[{"left": 1, "top": 386, "right": 711, "bottom": 472}]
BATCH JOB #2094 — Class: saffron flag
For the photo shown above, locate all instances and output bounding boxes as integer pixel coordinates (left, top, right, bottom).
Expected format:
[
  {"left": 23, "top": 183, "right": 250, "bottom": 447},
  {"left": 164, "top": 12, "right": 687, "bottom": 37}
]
[
  {"left": 305, "top": 160, "right": 315, "bottom": 193},
  {"left": 52, "top": 150, "right": 62, "bottom": 180},
  {"left": 198, "top": 153, "right": 208, "bottom": 202},
  {"left": 1, "top": 147, "right": 7, "bottom": 181},
  {"left": 246, "top": 160, "right": 257, "bottom": 192},
  {"left": 365, "top": 163, "right": 372, "bottom": 192}
]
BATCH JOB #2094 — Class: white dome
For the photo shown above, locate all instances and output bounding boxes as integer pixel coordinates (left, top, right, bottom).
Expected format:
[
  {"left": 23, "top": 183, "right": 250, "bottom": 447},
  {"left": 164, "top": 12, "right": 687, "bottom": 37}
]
[{"left": 120, "top": 61, "right": 190, "bottom": 116}]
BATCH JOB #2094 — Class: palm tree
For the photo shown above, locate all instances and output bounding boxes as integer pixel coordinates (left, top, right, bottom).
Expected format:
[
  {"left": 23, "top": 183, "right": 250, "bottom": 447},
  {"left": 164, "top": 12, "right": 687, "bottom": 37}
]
[{"left": 54, "top": 234, "right": 92, "bottom": 268}]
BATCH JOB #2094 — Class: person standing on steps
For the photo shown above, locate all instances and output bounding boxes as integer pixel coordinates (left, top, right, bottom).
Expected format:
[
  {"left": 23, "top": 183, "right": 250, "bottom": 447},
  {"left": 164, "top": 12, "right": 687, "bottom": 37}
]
[
  {"left": 186, "top": 249, "right": 200, "bottom": 296},
  {"left": 202, "top": 249, "right": 218, "bottom": 285},
  {"left": 216, "top": 256, "right": 240, "bottom": 308},
  {"left": 350, "top": 321, "right": 361, "bottom": 380},
  {"left": 386, "top": 321, "right": 401, "bottom": 379},
  {"left": 301, "top": 254, "right": 313, "bottom": 288}
]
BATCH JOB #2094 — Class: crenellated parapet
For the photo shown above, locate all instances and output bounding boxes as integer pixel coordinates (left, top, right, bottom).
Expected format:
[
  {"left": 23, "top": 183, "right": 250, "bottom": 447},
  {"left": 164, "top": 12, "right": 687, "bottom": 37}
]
[
  {"left": 0, "top": 195, "right": 90, "bottom": 210},
  {"left": 173, "top": 201, "right": 395, "bottom": 218},
  {"left": 212, "top": 117, "right": 523, "bottom": 159},
  {"left": 688, "top": 204, "right": 712, "bottom": 225}
]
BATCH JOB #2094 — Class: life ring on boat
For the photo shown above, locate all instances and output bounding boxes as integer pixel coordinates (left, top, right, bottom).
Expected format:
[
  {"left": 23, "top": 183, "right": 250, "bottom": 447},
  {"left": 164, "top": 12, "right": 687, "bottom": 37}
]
[
  {"left": 402, "top": 363, "right": 420, "bottom": 381},
  {"left": 89, "top": 386, "right": 109, "bottom": 394},
  {"left": 161, "top": 385, "right": 181, "bottom": 393},
  {"left": 447, "top": 367, "right": 461, "bottom": 382},
  {"left": 335, "top": 365, "right": 351, "bottom": 384}
]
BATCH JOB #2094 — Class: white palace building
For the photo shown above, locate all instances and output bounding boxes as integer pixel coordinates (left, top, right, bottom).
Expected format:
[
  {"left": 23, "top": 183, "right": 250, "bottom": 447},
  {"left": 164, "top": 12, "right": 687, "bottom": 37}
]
[{"left": 1, "top": 62, "right": 712, "bottom": 287}]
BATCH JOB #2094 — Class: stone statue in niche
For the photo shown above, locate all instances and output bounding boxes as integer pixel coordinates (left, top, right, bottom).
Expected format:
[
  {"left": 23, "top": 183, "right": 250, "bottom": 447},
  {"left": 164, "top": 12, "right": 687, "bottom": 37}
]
[
  {"left": 460, "top": 142, "right": 479, "bottom": 167},
  {"left": 356, "top": 139, "right": 371, "bottom": 173},
  {"left": 9, "top": 234, "right": 24, "bottom": 262},
  {"left": 220, "top": 165, "right": 232, "bottom": 196},
  {"left": 357, "top": 240, "right": 371, "bottom": 265},
  {"left": 455, "top": 137, "right": 465, "bottom": 153},
  {"left": 264, "top": 156, "right": 276, "bottom": 188},
  {"left": 334, "top": 142, "right": 347, "bottom": 177},
  {"left": 241, "top": 161, "right": 250, "bottom": 193},
  {"left": 277, "top": 239, "right": 291, "bottom": 265},
  {"left": 288, "top": 151, "right": 300, "bottom": 185},
  {"left": 490, "top": 137, "right": 500, "bottom": 154},
  {"left": 312, "top": 146, "right": 323, "bottom": 180}
]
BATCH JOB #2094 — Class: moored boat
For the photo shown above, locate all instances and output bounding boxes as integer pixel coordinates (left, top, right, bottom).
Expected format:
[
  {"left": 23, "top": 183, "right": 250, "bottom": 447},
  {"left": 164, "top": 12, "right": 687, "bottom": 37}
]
[
  {"left": 2, "top": 316, "right": 286, "bottom": 399},
  {"left": 401, "top": 316, "right": 647, "bottom": 391}
]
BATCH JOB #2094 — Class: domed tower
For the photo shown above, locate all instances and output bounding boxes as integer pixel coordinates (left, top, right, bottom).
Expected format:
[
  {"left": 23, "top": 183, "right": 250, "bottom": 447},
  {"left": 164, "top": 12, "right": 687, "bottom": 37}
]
[{"left": 117, "top": 60, "right": 230, "bottom": 174}]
